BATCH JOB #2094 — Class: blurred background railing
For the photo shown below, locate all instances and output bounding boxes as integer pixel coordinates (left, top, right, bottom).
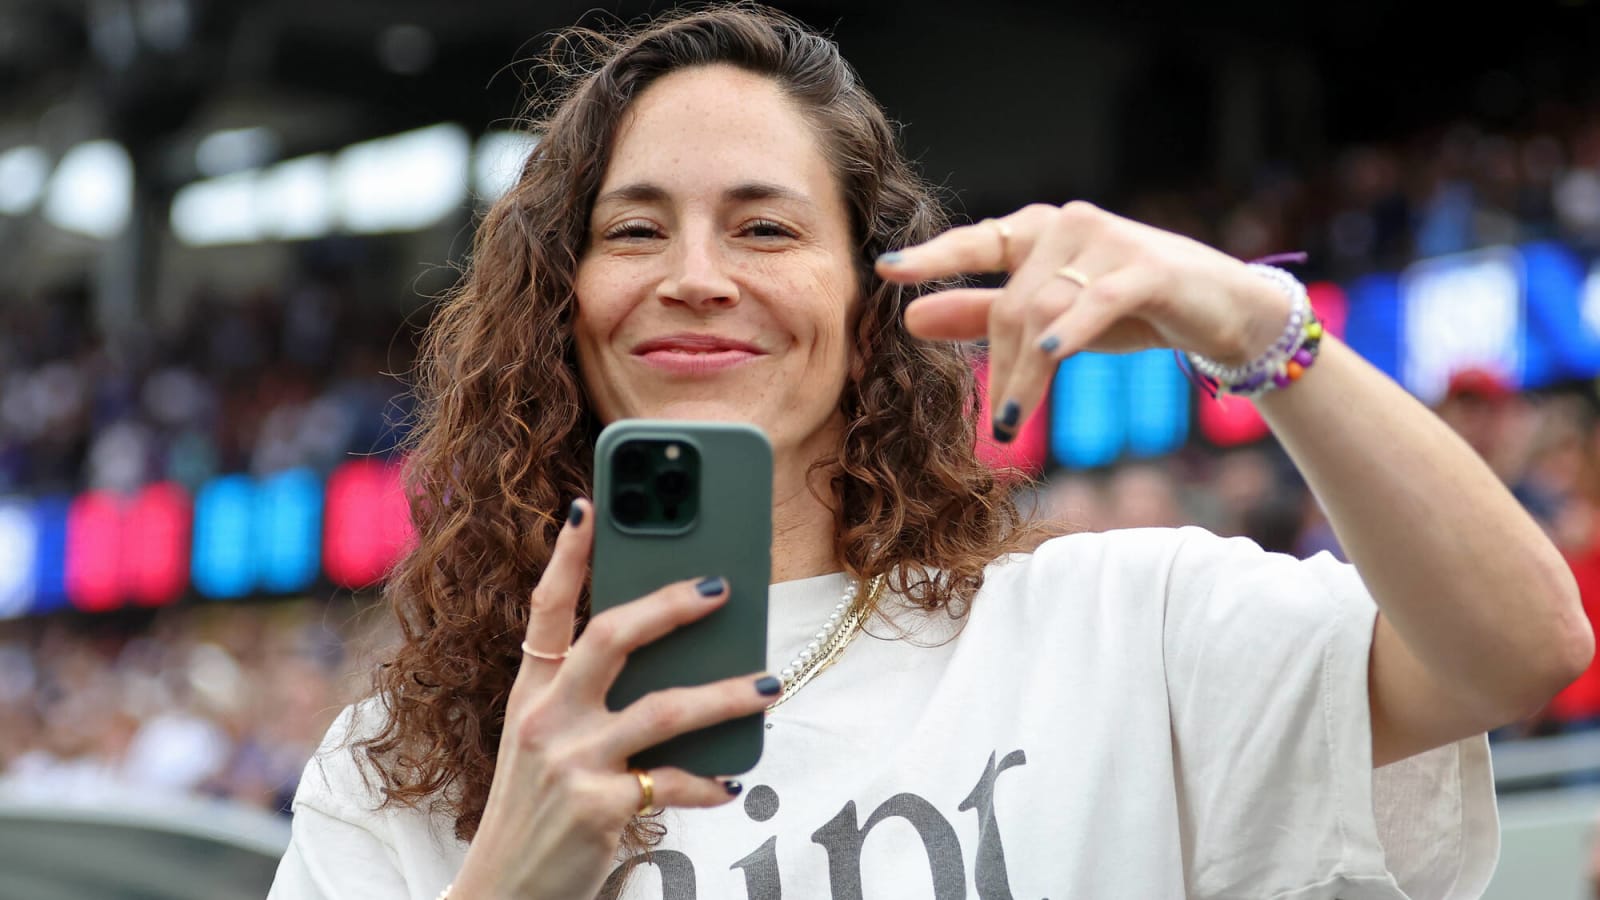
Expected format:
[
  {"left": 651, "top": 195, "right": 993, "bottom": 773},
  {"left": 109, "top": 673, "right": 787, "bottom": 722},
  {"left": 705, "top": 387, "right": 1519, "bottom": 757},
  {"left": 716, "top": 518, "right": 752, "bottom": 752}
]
[
  {"left": 4, "top": 0, "right": 1600, "bottom": 895},
  {"left": 0, "top": 795, "right": 289, "bottom": 900}
]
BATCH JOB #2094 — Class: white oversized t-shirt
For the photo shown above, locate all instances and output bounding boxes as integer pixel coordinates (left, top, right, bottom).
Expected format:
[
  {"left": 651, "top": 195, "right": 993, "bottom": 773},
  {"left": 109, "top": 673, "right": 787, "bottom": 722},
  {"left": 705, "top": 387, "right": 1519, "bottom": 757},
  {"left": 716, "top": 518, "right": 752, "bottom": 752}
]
[{"left": 270, "top": 527, "right": 1498, "bottom": 899}]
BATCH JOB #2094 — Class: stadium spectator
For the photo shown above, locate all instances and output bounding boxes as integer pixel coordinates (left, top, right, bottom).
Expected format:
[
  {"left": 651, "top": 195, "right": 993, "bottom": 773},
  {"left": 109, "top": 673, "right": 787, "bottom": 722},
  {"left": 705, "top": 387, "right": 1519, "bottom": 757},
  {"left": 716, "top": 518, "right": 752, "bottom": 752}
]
[{"left": 1543, "top": 396, "right": 1600, "bottom": 736}]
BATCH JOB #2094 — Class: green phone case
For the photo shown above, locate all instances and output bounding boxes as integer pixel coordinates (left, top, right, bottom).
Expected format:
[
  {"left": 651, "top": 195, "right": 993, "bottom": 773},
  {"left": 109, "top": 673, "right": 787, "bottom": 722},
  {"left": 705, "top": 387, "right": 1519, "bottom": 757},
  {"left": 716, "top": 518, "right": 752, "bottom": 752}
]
[{"left": 592, "top": 419, "right": 772, "bottom": 776}]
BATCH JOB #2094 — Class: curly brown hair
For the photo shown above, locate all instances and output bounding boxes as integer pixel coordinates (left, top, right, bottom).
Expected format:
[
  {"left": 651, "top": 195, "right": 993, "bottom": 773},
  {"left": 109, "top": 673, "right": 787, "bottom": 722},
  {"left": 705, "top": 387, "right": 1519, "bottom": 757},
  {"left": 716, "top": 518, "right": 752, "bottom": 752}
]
[{"left": 356, "top": 2, "right": 1052, "bottom": 845}]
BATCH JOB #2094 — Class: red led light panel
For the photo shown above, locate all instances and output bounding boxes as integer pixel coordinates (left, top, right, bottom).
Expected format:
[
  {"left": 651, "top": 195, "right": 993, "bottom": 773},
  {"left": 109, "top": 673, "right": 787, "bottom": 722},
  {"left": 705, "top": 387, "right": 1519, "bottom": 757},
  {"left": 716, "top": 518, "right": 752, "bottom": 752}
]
[
  {"left": 324, "top": 460, "right": 415, "bottom": 588},
  {"left": 124, "top": 483, "right": 191, "bottom": 607},
  {"left": 65, "top": 492, "right": 124, "bottom": 612}
]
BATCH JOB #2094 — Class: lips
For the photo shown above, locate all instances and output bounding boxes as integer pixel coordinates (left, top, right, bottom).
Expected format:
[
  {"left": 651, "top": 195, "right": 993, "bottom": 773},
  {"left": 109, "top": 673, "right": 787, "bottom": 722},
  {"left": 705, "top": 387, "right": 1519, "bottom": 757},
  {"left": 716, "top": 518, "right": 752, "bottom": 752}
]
[
  {"left": 631, "top": 333, "right": 767, "bottom": 375},
  {"left": 631, "top": 334, "right": 766, "bottom": 355}
]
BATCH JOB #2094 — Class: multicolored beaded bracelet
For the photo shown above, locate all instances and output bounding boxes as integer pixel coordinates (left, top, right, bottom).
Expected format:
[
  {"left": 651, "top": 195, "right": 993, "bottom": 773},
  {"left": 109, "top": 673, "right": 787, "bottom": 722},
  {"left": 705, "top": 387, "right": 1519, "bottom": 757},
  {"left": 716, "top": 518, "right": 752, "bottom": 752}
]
[{"left": 1186, "top": 263, "right": 1323, "bottom": 399}]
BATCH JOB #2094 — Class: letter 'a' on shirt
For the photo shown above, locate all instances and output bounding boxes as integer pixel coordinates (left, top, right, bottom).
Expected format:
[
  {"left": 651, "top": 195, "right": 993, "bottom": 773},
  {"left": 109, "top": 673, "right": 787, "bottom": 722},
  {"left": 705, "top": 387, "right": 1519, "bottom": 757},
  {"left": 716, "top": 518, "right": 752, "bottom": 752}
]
[{"left": 268, "top": 527, "right": 1497, "bottom": 900}]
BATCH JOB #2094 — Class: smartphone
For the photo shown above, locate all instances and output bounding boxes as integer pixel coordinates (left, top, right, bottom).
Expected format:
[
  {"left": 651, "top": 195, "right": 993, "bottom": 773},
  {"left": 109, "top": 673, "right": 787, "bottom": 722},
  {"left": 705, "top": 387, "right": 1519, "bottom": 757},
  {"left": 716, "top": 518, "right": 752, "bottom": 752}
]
[{"left": 591, "top": 419, "right": 772, "bottom": 776}]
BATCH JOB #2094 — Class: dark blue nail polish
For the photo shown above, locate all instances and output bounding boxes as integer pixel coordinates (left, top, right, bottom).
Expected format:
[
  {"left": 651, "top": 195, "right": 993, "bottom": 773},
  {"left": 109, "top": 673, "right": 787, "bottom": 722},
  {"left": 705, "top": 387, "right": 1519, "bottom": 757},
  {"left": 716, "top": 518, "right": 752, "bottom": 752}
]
[
  {"left": 755, "top": 675, "right": 782, "bottom": 696},
  {"left": 992, "top": 400, "right": 1020, "bottom": 444},
  {"left": 1038, "top": 334, "right": 1061, "bottom": 354},
  {"left": 567, "top": 501, "right": 584, "bottom": 527},
  {"left": 877, "top": 251, "right": 904, "bottom": 265},
  {"left": 696, "top": 576, "right": 727, "bottom": 597},
  {"left": 723, "top": 779, "right": 744, "bottom": 796}
]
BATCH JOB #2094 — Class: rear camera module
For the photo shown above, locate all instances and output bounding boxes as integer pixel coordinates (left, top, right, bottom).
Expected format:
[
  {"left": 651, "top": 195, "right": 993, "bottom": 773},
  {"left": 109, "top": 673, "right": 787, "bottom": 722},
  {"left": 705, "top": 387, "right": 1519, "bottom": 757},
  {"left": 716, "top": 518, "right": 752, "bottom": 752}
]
[
  {"left": 615, "top": 445, "right": 650, "bottom": 483},
  {"left": 655, "top": 468, "right": 691, "bottom": 504},
  {"left": 613, "top": 488, "right": 650, "bottom": 525}
]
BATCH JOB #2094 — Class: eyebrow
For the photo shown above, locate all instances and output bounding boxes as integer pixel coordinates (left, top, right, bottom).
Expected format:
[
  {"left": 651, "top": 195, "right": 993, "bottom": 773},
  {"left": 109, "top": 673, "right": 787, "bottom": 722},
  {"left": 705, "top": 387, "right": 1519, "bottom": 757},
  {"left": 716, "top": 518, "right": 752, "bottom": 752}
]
[{"left": 592, "top": 180, "right": 816, "bottom": 210}]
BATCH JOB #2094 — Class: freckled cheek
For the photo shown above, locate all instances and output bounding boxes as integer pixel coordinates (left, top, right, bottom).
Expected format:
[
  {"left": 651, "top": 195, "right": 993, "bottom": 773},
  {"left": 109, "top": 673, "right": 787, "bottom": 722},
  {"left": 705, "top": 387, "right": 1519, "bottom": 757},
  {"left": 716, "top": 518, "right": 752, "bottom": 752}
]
[
  {"left": 571, "top": 275, "right": 636, "bottom": 415},
  {"left": 810, "top": 318, "right": 849, "bottom": 370},
  {"left": 800, "top": 281, "right": 858, "bottom": 374},
  {"left": 766, "top": 252, "right": 854, "bottom": 338},
  {"left": 574, "top": 270, "right": 639, "bottom": 354}
]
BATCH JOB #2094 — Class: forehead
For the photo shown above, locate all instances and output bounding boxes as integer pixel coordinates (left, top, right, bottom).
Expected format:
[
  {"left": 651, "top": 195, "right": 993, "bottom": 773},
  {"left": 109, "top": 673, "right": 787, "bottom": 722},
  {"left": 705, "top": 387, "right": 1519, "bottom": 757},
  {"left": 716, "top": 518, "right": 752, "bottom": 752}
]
[{"left": 600, "top": 64, "right": 836, "bottom": 198}]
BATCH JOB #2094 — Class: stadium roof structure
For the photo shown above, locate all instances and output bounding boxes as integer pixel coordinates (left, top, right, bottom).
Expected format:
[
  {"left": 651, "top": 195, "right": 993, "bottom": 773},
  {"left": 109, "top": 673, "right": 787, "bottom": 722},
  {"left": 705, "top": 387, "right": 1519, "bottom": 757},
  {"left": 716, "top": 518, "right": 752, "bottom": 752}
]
[{"left": 3, "top": 0, "right": 1599, "bottom": 203}]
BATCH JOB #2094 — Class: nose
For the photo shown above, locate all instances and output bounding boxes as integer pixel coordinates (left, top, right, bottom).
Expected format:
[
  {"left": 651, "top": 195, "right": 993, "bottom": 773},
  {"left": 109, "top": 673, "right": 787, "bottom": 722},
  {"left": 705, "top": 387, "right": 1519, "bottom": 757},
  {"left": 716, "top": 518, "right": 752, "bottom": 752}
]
[{"left": 655, "top": 225, "right": 739, "bottom": 311}]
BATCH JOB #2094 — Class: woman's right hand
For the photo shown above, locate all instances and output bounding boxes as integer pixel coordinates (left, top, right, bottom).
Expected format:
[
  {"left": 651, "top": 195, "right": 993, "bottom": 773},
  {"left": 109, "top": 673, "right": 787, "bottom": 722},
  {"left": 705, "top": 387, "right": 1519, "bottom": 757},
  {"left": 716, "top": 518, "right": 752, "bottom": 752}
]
[{"left": 451, "top": 498, "right": 777, "bottom": 900}]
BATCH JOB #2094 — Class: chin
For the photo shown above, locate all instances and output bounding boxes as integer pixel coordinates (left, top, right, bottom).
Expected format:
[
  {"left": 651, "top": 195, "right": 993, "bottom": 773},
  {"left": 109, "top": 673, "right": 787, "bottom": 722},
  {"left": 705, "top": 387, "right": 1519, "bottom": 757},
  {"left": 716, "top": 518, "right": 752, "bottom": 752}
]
[
  {"left": 632, "top": 399, "right": 763, "bottom": 426},
  {"left": 615, "top": 400, "right": 809, "bottom": 453}
]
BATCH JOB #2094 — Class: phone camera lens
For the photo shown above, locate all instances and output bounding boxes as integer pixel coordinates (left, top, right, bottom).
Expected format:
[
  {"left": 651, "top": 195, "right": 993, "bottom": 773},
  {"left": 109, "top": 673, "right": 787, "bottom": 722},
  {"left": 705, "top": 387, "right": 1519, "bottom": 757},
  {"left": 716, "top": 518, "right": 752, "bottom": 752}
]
[
  {"left": 614, "top": 489, "right": 650, "bottom": 525},
  {"left": 615, "top": 445, "right": 650, "bottom": 482},
  {"left": 655, "top": 469, "right": 690, "bottom": 503}
]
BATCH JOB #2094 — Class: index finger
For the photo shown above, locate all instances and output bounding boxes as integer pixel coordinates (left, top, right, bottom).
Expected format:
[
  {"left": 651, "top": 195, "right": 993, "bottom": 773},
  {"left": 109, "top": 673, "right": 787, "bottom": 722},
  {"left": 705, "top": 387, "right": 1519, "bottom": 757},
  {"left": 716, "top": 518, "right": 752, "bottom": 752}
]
[
  {"left": 521, "top": 499, "right": 592, "bottom": 666},
  {"left": 874, "top": 205, "right": 1051, "bottom": 283}
]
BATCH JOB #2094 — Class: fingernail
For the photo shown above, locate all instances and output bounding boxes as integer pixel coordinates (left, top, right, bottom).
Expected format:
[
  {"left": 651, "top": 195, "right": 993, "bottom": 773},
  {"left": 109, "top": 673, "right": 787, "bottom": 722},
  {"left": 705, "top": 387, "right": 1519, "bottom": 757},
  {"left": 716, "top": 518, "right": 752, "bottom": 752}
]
[
  {"left": 567, "top": 500, "right": 585, "bottom": 527},
  {"left": 877, "top": 251, "right": 904, "bottom": 265},
  {"left": 992, "top": 401, "right": 1019, "bottom": 444},
  {"left": 696, "top": 576, "right": 727, "bottom": 597},
  {"left": 1038, "top": 334, "right": 1061, "bottom": 354},
  {"left": 755, "top": 675, "right": 782, "bottom": 696},
  {"left": 722, "top": 779, "right": 743, "bottom": 796}
]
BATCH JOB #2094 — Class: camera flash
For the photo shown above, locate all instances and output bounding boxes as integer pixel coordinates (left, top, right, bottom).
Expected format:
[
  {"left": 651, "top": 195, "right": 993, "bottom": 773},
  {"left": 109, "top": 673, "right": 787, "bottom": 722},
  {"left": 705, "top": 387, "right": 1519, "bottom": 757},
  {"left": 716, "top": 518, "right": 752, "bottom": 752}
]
[{"left": 665, "top": 444, "right": 681, "bottom": 460}]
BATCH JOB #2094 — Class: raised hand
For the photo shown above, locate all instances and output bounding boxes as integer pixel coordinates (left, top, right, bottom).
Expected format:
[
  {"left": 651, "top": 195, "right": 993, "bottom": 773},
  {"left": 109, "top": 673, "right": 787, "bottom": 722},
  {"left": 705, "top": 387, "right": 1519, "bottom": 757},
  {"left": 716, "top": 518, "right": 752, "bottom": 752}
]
[{"left": 876, "top": 201, "right": 1291, "bottom": 441}]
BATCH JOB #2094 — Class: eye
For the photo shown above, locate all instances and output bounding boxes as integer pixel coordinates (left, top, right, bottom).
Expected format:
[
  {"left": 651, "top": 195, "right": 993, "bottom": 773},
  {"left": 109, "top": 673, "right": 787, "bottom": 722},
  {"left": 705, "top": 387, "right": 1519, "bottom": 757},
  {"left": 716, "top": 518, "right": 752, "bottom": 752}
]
[
  {"left": 603, "top": 220, "right": 660, "bottom": 240},
  {"left": 739, "top": 219, "right": 797, "bottom": 239}
]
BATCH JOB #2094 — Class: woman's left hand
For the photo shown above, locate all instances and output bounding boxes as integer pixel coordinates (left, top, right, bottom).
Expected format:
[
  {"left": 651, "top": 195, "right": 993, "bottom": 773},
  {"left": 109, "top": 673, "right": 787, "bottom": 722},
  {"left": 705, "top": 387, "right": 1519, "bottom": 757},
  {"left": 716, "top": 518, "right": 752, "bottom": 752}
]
[{"left": 875, "top": 201, "right": 1292, "bottom": 442}]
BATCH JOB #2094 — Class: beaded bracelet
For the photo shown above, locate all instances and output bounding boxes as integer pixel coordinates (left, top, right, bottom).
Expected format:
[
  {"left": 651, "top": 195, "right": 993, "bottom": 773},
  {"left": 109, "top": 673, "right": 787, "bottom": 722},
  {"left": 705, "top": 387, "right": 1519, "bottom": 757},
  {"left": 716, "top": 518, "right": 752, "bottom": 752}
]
[{"left": 1187, "top": 264, "right": 1323, "bottom": 399}]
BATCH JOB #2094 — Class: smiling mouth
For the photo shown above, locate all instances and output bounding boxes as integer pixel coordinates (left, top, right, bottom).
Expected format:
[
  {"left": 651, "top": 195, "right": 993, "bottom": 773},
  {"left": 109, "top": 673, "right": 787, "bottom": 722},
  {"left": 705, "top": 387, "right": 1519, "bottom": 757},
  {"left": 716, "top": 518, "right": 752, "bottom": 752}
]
[{"left": 635, "top": 347, "right": 762, "bottom": 374}]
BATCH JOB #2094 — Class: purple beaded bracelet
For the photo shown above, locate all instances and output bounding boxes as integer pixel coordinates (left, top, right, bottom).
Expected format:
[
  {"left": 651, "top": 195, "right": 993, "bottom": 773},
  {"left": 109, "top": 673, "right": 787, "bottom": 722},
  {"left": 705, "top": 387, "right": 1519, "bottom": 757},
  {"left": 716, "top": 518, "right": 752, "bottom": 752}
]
[{"left": 1186, "top": 264, "right": 1324, "bottom": 399}]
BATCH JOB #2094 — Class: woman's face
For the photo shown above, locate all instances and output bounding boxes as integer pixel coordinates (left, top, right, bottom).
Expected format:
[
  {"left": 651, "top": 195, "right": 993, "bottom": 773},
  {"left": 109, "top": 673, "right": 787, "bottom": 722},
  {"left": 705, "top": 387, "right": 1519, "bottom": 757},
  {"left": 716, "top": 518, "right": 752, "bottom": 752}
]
[{"left": 573, "top": 64, "right": 860, "bottom": 464}]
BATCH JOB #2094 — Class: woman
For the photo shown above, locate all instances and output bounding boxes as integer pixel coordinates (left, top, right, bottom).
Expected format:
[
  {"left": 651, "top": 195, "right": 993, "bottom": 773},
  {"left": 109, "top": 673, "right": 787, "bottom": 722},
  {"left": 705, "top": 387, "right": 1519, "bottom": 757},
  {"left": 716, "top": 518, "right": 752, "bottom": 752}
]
[{"left": 270, "top": 6, "right": 1590, "bottom": 899}]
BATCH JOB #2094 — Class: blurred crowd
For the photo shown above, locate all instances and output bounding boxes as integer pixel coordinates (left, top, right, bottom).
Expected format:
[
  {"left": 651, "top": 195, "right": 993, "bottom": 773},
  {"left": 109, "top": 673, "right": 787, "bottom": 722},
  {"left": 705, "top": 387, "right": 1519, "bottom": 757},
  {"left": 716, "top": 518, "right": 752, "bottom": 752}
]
[
  {"left": 0, "top": 262, "right": 412, "bottom": 498},
  {"left": 0, "top": 598, "right": 393, "bottom": 813},
  {"left": 7, "top": 106, "right": 1600, "bottom": 821},
  {"left": 1126, "top": 107, "right": 1600, "bottom": 282}
]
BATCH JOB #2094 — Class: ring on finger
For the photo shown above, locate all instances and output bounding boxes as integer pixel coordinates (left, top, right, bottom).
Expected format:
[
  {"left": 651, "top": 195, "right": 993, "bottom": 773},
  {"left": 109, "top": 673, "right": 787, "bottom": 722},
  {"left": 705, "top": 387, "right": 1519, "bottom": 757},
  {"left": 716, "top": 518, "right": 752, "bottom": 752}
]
[
  {"left": 1053, "top": 265, "right": 1092, "bottom": 289},
  {"left": 520, "top": 640, "right": 569, "bottom": 662},
  {"left": 631, "top": 769, "right": 657, "bottom": 816}
]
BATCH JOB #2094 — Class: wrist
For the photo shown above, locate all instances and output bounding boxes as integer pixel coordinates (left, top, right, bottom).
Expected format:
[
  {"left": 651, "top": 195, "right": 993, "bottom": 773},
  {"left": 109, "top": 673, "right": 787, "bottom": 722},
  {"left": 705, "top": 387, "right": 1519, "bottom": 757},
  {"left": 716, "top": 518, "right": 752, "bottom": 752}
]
[
  {"left": 1187, "top": 264, "right": 1323, "bottom": 399},
  {"left": 448, "top": 848, "right": 513, "bottom": 900},
  {"left": 1211, "top": 263, "right": 1295, "bottom": 367}
]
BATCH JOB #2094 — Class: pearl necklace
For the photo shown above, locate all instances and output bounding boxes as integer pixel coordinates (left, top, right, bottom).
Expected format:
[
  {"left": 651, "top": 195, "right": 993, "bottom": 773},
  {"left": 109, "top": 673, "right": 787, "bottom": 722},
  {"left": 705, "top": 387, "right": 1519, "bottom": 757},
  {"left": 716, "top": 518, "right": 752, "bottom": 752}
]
[{"left": 767, "top": 573, "right": 886, "bottom": 710}]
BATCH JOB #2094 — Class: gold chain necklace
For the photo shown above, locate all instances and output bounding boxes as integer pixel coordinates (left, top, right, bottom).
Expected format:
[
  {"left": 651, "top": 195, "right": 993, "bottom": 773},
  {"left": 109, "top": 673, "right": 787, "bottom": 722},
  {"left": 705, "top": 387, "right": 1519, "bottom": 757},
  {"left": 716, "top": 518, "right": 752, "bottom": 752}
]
[{"left": 766, "top": 574, "right": 885, "bottom": 711}]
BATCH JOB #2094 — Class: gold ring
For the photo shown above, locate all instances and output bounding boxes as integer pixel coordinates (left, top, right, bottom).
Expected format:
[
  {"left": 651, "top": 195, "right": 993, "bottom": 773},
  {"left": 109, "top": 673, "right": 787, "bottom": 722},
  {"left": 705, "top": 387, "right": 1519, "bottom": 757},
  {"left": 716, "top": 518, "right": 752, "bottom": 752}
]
[
  {"left": 520, "top": 639, "right": 568, "bottom": 662},
  {"left": 631, "top": 769, "right": 657, "bottom": 816},
  {"left": 1054, "top": 265, "right": 1091, "bottom": 289},
  {"left": 983, "top": 218, "right": 1013, "bottom": 263}
]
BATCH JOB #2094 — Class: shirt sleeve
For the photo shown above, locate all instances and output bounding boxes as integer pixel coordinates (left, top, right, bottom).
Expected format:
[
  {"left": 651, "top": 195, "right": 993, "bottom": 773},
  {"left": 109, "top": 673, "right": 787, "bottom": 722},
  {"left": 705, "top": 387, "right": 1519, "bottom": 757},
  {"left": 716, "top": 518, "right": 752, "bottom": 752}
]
[
  {"left": 266, "top": 704, "right": 419, "bottom": 900},
  {"left": 1160, "top": 527, "right": 1498, "bottom": 900}
]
